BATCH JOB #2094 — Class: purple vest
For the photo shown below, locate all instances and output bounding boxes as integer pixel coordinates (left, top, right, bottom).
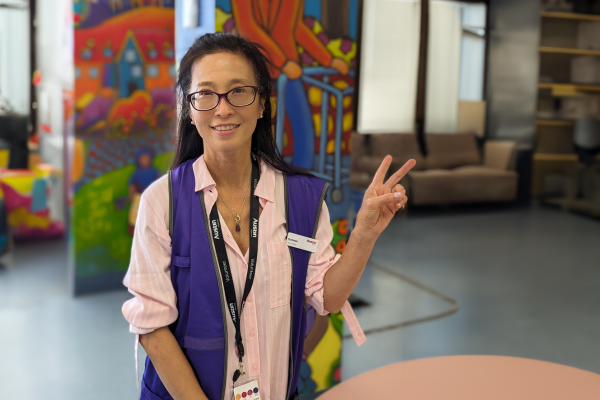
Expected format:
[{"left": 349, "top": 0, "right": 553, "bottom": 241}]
[{"left": 140, "top": 158, "right": 329, "bottom": 400}]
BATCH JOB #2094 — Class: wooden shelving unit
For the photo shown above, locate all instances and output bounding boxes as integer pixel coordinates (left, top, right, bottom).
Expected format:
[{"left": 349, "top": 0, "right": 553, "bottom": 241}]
[
  {"left": 540, "top": 11, "right": 600, "bottom": 22},
  {"left": 533, "top": 6, "right": 600, "bottom": 198},
  {"left": 534, "top": 153, "right": 600, "bottom": 161},
  {"left": 538, "top": 83, "right": 600, "bottom": 92},
  {"left": 539, "top": 46, "right": 600, "bottom": 56},
  {"left": 535, "top": 119, "right": 575, "bottom": 126}
]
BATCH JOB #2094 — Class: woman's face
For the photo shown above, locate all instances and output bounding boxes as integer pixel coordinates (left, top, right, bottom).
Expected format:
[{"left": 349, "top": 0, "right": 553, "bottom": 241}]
[{"left": 189, "top": 51, "right": 265, "bottom": 156}]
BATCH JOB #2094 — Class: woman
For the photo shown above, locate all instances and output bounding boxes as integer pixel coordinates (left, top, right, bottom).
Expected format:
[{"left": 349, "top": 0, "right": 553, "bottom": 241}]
[{"left": 122, "top": 33, "right": 415, "bottom": 400}]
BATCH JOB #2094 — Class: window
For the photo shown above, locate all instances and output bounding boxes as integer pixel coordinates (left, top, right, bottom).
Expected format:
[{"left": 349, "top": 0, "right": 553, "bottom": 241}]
[
  {"left": 89, "top": 67, "right": 99, "bottom": 79},
  {"left": 459, "top": 4, "right": 486, "bottom": 102},
  {"left": 169, "top": 65, "right": 176, "bottom": 78},
  {"left": 425, "top": 1, "right": 463, "bottom": 133},
  {"left": 103, "top": 47, "right": 112, "bottom": 59},
  {"left": 149, "top": 49, "right": 158, "bottom": 59},
  {"left": 75, "top": 67, "right": 81, "bottom": 79},
  {"left": 125, "top": 49, "right": 137, "bottom": 63},
  {"left": 164, "top": 48, "right": 174, "bottom": 58},
  {"left": 81, "top": 48, "right": 92, "bottom": 60},
  {"left": 425, "top": 1, "right": 487, "bottom": 134},
  {"left": 147, "top": 64, "right": 159, "bottom": 77},
  {"left": 131, "top": 64, "right": 143, "bottom": 78}
]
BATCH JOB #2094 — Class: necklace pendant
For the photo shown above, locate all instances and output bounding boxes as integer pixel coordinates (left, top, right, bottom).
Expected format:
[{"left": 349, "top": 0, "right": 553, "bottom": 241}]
[
  {"left": 235, "top": 222, "right": 241, "bottom": 232},
  {"left": 235, "top": 214, "right": 241, "bottom": 232}
]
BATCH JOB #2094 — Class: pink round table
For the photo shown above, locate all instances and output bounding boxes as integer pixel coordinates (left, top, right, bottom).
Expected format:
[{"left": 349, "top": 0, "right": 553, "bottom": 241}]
[{"left": 316, "top": 355, "right": 600, "bottom": 400}]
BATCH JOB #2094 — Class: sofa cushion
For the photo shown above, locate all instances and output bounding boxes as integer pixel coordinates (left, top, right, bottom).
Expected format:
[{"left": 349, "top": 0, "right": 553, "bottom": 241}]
[
  {"left": 407, "top": 166, "right": 518, "bottom": 205},
  {"left": 424, "top": 132, "right": 481, "bottom": 170},
  {"left": 368, "top": 133, "right": 426, "bottom": 171}
]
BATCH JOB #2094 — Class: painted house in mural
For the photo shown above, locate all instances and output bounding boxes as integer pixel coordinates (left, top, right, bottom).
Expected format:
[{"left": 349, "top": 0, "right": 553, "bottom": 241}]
[
  {"left": 75, "top": 27, "right": 175, "bottom": 99},
  {"left": 115, "top": 29, "right": 176, "bottom": 97}
]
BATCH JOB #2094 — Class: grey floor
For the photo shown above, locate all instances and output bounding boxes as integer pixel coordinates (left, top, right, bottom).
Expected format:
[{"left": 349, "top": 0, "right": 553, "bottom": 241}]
[{"left": 1, "top": 205, "right": 599, "bottom": 399}]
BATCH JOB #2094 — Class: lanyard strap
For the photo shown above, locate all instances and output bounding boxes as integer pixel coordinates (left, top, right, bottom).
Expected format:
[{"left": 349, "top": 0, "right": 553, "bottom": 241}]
[{"left": 209, "top": 153, "right": 260, "bottom": 381}]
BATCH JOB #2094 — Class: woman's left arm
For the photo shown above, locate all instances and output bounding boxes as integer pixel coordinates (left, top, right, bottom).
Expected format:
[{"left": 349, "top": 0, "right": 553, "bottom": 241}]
[{"left": 323, "top": 156, "right": 416, "bottom": 313}]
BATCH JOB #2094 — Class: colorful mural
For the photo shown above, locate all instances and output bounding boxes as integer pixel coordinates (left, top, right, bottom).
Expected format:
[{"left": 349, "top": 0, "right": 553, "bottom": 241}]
[
  {"left": 215, "top": 0, "right": 359, "bottom": 395},
  {"left": 0, "top": 167, "right": 64, "bottom": 242},
  {"left": 72, "top": 0, "right": 175, "bottom": 289}
]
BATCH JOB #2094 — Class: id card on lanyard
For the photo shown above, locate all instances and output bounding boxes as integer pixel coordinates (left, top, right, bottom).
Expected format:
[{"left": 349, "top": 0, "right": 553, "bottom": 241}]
[{"left": 210, "top": 153, "right": 261, "bottom": 397}]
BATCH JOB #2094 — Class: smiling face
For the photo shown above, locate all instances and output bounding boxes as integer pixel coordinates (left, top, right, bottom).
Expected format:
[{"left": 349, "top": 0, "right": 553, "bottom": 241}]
[{"left": 188, "top": 51, "right": 265, "bottom": 158}]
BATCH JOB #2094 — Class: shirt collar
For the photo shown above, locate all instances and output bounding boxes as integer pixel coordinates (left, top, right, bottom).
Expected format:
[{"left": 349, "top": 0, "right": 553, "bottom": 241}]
[{"left": 192, "top": 155, "right": 276, "bottom": 203}]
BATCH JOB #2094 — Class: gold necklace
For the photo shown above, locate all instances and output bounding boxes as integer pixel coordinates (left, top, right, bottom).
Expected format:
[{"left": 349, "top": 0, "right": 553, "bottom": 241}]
[{"left": 219, "top": 181, "right": 251, "bottom": 232}]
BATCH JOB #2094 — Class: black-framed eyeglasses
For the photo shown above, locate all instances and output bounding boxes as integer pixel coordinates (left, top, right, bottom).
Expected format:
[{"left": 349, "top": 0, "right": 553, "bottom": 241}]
[{"left": 186, "top": 86, "right": 261, "bottom": 111}]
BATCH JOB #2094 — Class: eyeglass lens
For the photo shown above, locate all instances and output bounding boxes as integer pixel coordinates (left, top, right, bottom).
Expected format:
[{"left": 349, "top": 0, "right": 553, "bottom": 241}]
[{"left": 191, "top": 87, "right": 256, "bottom": 111}]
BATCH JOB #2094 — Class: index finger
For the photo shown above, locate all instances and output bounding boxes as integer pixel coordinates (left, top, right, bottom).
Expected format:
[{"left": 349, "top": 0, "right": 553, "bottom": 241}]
[
  {"left": 384, "top": 159, "right": 416, "bottom": 188},
  {"left": 372, "top": 155, "right": 392, "bottom": 185}
]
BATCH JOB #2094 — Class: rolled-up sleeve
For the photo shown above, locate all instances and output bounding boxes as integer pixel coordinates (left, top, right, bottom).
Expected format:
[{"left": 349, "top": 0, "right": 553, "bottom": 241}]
[
  {"left": 122, "top": 177, "right": 178, "bottom": 334},
  {"left": 304, "top": 202, "right": 367, "bottom": 346},
  {"left": 304, "top": 202, "right": 341, "bottom": 315}
]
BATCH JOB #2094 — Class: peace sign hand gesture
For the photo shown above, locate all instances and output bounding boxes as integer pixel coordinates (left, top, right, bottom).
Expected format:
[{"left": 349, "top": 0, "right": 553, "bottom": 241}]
[{"left": 354, "top": 156, "right": 417, "bottom": 240}]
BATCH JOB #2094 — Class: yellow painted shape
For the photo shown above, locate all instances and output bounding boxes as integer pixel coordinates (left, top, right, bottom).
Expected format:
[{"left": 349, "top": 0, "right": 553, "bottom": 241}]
[
  {"left": 76, "top": 92, "right": 96, "bottom": 110},
  {"left": 312, "top": 19, "right": 324, "bottom": 35},
  {"left": 308, "top": 86, "right": 323, "bottom": 107},
  {"left": 313, "top": 114, "right": 322, "bottom": 138},
  {"left": 306, "top": 317, "right": 342, "bottom": 391},
  {"left": 215, "top": 7, "right": 232, "bottom": 32},
  {"left": 327, "top": 139, "right": 335, "bottom": 154},
  {"left": 343, "top": 112, "right": 353, "bottom": 132},
  {"left": 330, "top": 95, "right": 352, "bottom": 109},
  {"left": 314, "top": 113, "right": 334, "bottom": 139},
  {"left": 8, "top": 207, "right": 51, "bottom": 229},
  {"left": 0, "top": 149, "right": 10, "bottom": 168},
  {"left": 1, "top": 176, "right": 35, "bottom": 194},
  {"left": 333, "top": 80, "right": 348, "bottom": 90},
  {"left": 72, "top": 138, "right": 85, "bottom": 184},
  {"left": 270, "top": 96, "right": 277, "bottom": 118},
  {"left": 326, "top": 39, "right": 357, "bottom": 65}
]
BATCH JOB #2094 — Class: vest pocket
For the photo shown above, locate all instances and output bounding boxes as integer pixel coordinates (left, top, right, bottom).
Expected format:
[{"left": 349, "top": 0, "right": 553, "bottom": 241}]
[
  {"left": 267, "top": 241, "right": 292, "bottom": 308},
  {"left": 171, "top": 255, "right": 190, "bottom": 267}
]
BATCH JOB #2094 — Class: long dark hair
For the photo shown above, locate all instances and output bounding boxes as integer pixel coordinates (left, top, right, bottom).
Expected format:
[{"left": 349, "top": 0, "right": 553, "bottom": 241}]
[{"left": 172, "top": 32, "right": 307, "bottom": 176}]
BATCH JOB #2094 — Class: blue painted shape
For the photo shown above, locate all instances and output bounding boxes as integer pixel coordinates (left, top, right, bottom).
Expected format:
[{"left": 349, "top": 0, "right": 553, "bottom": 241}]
[
  {"left": 102, "top": 63, "right": 113, "bottom": 88},
  {"left": 285, "top": 79, "right": 315, "bottom": 170},
  {"left": 304, "top": 0, "right": 322, "bottom": 19},
  {"left": 215, "top": 0, "right": 231, "bottom": 13},
  {"left": 31, "top": 179, "right": 48, "bottom": 213},
  {"left": 117, "top": 37, "right": 145, "bottom": 97},
  {"left": 350, "top": 0, "right": 358, "bottom": 40}
]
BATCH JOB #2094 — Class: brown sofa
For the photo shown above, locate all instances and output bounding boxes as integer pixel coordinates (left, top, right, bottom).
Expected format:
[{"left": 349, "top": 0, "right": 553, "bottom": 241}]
[{"left": 350, "top": 132, "right": 519, "bottom": 205}]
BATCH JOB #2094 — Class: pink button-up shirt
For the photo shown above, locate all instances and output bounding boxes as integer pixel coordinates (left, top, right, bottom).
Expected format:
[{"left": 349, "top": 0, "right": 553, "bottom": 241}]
[{"left": 122, "top": 156, "right": 365, "bottom": 400}]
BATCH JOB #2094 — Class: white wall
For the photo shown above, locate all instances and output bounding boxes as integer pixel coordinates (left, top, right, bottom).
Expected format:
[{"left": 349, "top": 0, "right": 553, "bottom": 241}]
[
  {"left": 0, "top": 6, "right": 30, "bottom": 115},
  {"left": 36, "top": 0, "right": 73, "bottom": 171}
]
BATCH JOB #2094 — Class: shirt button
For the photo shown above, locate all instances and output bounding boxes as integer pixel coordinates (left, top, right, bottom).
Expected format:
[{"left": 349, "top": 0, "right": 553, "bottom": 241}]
[
  {"left": 252, "top": 364, "right": 258, "bottom": 371},
  {"left": 249, "top": 330, "right": 255, "bottom": 337}
]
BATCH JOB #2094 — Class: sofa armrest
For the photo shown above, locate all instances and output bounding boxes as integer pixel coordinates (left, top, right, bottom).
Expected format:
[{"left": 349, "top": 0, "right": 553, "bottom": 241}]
[{"left": 484, "top": 140, "right": 516, "bottom": 170}]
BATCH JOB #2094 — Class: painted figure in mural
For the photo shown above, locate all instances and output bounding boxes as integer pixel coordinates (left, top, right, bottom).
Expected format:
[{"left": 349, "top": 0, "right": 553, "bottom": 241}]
[
  {"left": 122, "top": 33, "right": 415, "bottom": 400},
  {"left": 128, "top": 149, "right": 160, "bottom": 235},
  {"left": 229, "top": 0, "right": 349, "bottom": 170}
]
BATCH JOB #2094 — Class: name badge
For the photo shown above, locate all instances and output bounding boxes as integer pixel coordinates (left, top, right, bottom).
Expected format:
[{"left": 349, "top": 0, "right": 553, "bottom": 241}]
[
  {"left": 286, "top": 232, "right": 318, "bottom": 253},
  {"left": 233, "top": 379, "right": 260, "bottom": 400}
]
